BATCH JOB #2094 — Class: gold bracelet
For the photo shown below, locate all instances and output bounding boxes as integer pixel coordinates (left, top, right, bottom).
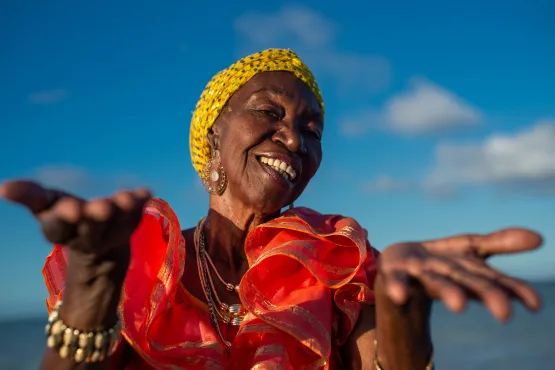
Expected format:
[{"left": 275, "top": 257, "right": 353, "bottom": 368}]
[
  {"left": 45, "top": 301, "right": 122, "bottom": 363},
  {"left": 373, "top": 339, "right": 434, "bottom": 370}
]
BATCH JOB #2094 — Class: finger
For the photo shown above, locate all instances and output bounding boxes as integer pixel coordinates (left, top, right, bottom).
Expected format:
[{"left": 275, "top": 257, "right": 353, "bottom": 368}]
[
  {"left": 81, "top": 190, "right": 150, "bottom": 252},
  {"left": 84, "top": 197, "right": 117, "bottom": 222},
  {"left": 132, "top": 188, "right": 152, "bottom": 201},
  {"left": 458, "top": 258, "right": 542, "bottom": 312},
  {"left": 381, "top": 270, "right": 411, "bottom": 305},
  {"left": 428, "top": 256, "right": 513, "bottom": 322},
  {"left": 38, "top": 197, "right": 83, "bottom": 244},
  {"left": 64, "top": 198, "right": 117, "bottom": 253},
  {"left": 422, "top": 228, "right": 543, "bottom": 258},
  {"left": 111, "top": 189, "right": 151, "bottom": 233},
  {"left": 0, "top": 180, "right": 81, "bottom": 215},
  {"left": 479, "top": 228, "right": 543, "bottom": 256},
  {"left": 74, "top": 195, "right": 133, "bottom": 253},
  {"left": 0, "top": 180, "right": 55, "bottom": 213},
  {"left": 418, "top": 271, "right": 468, "bottom": 313},
  {"left": 112, "top": 188, "right": 151, "bottom": 213},
  {"left": 421, "top": 233, "right": 481, "bottom": 255},
  {"left": 112, "top": 191, "right": 136, "bottom": 212}
]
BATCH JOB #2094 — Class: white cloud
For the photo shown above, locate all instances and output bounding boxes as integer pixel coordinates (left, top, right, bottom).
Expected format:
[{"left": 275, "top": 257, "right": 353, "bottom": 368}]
[
  {"left": 426, "top": 119, "right": 555, "bottom": 193},
  {"left": 357, "top": 119, "right": 555, "bottom": 197},
  {"left": 33, "top": 164, "right": 92, "bottom": 192},
  {"left": 338, "top": 78, "right": 482, "bottom": 137},
  {"left": 234, "top": 5, "right": 391, "bottom": 94},
  {"left": 28, "top": 89, "right": 68, "bottom": 105},
  {"left": 31, "top": 164, "right": 154, "bottom": 196},
  {"left": 235, "top": 4, "right": 336, "bottom": 47},
  {"left": 361, "top": 174, "right": 462, "bottom": 199},
  {"left": 384, "top": 78, "right": 482, "bottom": 134}
]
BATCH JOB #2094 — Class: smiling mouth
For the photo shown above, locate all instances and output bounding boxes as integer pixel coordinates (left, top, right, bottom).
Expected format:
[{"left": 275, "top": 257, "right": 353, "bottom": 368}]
[{"left": 258, "top": 156, "right": 297, "bottom": 181}]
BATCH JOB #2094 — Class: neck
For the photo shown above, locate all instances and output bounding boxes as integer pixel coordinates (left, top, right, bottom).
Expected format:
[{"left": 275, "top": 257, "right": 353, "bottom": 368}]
[{"left": 203, "top": 195, "right": 281, "bottom": 273}]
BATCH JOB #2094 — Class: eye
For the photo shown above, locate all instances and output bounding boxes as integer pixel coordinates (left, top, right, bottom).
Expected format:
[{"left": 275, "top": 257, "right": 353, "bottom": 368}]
[
  {"left": 261, "top": 109, "right": 280, "bottom": 119},
  {"left": 251, "top": 106, "right": 283, "bottom": 120},
  {"left": 305, "top": 128, "right": 322, "bottom": 140}
]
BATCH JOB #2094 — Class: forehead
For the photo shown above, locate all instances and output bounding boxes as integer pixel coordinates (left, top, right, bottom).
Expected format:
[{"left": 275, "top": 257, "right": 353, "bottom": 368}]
[{"left": 229, "top": 71, "right": 321, "bottom": 112}]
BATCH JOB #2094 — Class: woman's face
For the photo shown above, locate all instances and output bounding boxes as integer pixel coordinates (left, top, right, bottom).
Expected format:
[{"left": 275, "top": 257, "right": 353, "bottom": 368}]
[{"left": 209, "top": 71, "right": 323, "bottom": 214}]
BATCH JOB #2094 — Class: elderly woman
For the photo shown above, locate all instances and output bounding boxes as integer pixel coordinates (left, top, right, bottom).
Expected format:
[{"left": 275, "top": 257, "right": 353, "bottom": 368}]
[{"left": 0, "top": 49, "right": 543, "bottom": 370}]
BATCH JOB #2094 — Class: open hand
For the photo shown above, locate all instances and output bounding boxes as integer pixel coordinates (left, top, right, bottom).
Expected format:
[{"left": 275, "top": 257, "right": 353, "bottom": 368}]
[
  {"left": 0, "top": 180, "right": 151, "bottom": 257},
  {"left": 378, "top": 229, "right": 543, "bottom": 322}
]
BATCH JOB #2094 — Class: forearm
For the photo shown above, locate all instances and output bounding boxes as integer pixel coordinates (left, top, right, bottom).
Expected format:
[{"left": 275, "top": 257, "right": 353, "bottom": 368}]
[
  {"left": 40, "top": 249, "right": 129, "bottom": 370},
  {"left": 374, "top": 273, "right": 433, "bottom": 370}
]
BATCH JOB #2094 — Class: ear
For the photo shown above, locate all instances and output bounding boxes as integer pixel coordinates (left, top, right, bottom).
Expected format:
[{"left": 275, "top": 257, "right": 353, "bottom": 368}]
[
  {"left": 206, "top": 121, "right": 221, "bottom": 153},
  {"left": 206, "top": 106, "right": 231, "bottom": 153}
]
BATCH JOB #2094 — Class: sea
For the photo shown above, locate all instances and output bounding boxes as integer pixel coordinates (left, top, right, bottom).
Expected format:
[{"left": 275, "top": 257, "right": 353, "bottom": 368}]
[{"left": 0, "top": 282, "right": 554, "bottom": 370}]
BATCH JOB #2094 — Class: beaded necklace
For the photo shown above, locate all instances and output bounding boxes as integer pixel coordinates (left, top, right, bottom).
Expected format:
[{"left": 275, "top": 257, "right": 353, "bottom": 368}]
[{"left": 193, "top": 217, "right": 247, "bottom": 349}]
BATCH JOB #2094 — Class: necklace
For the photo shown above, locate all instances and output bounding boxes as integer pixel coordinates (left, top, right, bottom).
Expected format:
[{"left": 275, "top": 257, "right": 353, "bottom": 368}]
[
  {"left": 194, "top": 217, "right": 247, "bottom": 349},
  {"left": 205, "top": 253, "right": 240, "bottom": 293}
]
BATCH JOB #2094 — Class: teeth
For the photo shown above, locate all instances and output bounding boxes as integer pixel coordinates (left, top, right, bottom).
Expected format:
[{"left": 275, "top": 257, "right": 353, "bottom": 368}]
[{"left": 258, "top": 157, "right": 296, "bottom": 180}]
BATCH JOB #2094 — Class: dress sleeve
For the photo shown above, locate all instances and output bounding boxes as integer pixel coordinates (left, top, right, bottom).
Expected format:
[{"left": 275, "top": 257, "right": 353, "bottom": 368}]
[
  {"left": 333, "top": 239, "right": 380, "bottom": 345},
  {"left": 43, "top": 244, "right": 67, "bottom": 312}
]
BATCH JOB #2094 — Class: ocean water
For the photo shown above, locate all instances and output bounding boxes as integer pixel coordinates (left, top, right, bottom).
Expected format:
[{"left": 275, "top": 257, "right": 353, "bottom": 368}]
[{"left": 1, "top": 282, "right": 554, "bottom": 370}]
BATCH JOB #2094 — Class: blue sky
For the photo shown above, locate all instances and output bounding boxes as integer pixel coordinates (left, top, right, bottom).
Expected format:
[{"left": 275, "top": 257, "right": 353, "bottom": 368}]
[{"left": 1, "top": 0, "right": 553, "bottom": 319}]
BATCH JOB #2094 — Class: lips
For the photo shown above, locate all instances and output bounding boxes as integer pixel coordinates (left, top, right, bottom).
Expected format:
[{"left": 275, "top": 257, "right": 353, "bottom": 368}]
[{"left": 258, "top": 156, "right": 297, "bottom": 181}]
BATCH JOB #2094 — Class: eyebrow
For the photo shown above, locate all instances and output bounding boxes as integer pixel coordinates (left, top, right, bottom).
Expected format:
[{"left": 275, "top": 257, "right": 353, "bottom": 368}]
[
  {"left": 250, "top": 87, "right": 293, "bottom": 99},
  {"left": 249, "top": 87, "right": 323, "bottom": 122}
]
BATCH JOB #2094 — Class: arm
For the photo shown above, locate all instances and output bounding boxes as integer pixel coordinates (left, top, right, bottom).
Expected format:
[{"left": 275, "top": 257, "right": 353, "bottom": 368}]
[
  {"left": 0, "top": 181, "right": 149, "bottom": 370},
  {"left": 342, "top": 277, "right": 433, "bottom": 370},
  {"left": 342, "top": 241, "right": 432, "bottom": 370},
  {"left": 344, "top": 227, "right": 544, "bottom": 369},
  {"left": 372, "top": 273, "right": 433, "bottom": 369},
  {"left": 41, "top": 249, "right": 131, "bottom": 370},
  {"left": 340, "top": 304, "right": 376, "bottom": 370}
]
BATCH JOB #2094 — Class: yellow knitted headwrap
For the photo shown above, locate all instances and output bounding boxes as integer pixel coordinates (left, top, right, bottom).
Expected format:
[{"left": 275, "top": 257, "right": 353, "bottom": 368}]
[{"left": 189, "top": 48, "right": 324, "bottom": 175}]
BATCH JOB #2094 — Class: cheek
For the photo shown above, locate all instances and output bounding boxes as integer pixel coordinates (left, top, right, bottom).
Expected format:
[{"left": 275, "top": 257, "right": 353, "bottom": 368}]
[
  {"left": 218, "top": 124, "right": 260, "bottom": 175},
  {"left": 306, "top": 144, "right": 322, "bottom": 176},
  {"left": 219, "top": 141, "right": 245, "bottom": 179}
]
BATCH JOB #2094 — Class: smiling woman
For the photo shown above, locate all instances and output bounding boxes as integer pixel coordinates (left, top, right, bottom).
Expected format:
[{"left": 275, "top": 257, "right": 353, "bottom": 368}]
[
  {"left": 0, "top": 49, "right": 544, "bottom": 370},
  {"left": 205, "top": 70, "right": 323, "bottom": 213}
]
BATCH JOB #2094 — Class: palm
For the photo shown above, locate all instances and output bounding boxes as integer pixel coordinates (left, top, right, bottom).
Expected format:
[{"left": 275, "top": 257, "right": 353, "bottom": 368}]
[
  {"left": 378, "top": 228, "right": 543, "bottom": 322},
  {"left": 0, "top": 180, "right": 151, "bottom": 255}
]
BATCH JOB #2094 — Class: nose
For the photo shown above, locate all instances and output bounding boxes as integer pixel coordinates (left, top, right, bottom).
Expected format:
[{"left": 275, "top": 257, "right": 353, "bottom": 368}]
[{"left": 272, "top": 121, "right": 306, "bottom": 154}]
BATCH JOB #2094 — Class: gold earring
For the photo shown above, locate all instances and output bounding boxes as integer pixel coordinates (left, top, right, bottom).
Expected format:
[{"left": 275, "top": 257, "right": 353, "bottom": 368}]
[{"left": 201, "top": 150, "right": 227, "bottom": 195}]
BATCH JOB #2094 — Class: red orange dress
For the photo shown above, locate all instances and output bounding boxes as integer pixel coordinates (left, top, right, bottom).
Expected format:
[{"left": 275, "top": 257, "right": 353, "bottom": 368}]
[{"left": 43, "top": 198, "right": 379, "bottom": 369}]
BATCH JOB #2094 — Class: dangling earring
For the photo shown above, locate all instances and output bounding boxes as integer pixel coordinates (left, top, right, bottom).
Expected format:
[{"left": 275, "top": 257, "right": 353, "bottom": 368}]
[
  {"left": 201, "top": 150, "right": 227, "bottom": 195},
  {"left": 288, "top": 202, "right": 295, "bottom": 210}
]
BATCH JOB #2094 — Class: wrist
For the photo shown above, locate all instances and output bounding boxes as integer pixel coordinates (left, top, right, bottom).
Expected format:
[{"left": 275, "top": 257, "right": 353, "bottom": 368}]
[
  {"left": 374, "top": 272, "right": 433, "bottom": 370},
  {"left": 46, "top": 300, "right": 123, "bottom": 364},
  {"left": 66, "top": 245, "right": 130, "bottom": 287},
  {"left": 61, "top": 247, "right": 130, "bottom": 329}
]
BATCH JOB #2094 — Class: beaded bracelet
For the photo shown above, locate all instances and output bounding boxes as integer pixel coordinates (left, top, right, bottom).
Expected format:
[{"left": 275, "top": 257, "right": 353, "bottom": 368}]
[
  {"left": 45, "top": 301, "right": 122, "bottom": 363},
  {"left": 373, "top": 339, "right": 434, "bottom": 370}
]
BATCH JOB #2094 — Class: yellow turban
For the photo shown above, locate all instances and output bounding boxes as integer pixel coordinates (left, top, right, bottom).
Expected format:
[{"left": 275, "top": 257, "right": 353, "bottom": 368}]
[{"left": 189, "top": 48, "right": 324, "bottom": 175}]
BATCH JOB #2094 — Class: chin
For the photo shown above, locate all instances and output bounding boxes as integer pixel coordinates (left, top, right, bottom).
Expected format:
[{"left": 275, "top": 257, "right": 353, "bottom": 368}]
[
  {"left": 256, "top": 181, "right": 307, "bottom": 212},
  {"left": 251, "top": 195, "right": 293, "bottom": 215},
  {"left": 248, "top": 187, "right": 301, "bottom": 214}
]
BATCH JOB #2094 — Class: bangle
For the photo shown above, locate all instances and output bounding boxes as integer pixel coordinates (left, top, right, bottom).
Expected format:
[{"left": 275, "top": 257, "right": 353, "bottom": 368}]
[
  {"left": 45, "top": 301, "right": 122, "bottom": 363},
  {"left": 373, "top": 339, "right": 434, "bottom": 370}
]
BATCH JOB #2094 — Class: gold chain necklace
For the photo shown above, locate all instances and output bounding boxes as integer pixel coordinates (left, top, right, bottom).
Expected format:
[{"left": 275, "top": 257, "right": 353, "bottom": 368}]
[{"left": 194, "top": 217, "right": 247, "bottom": 348}]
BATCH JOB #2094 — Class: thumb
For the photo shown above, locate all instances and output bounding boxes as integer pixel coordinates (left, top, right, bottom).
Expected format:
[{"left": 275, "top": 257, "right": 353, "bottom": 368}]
[
  {"left": 422, "top": 228, "right": 543, "bottom": 258},
  {"left": 0, "top": 180, "right": 76, "bottom": 214}
]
